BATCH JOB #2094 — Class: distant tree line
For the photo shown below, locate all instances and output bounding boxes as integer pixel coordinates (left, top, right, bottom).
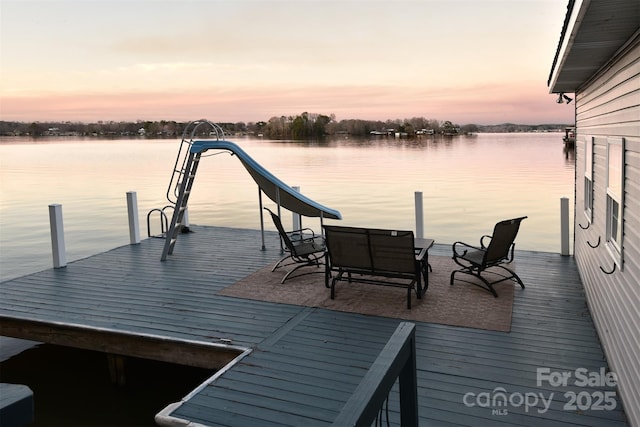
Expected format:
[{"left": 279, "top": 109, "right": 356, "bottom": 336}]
[{"left": 0, "top": 115, "right": 569, "bottom": 139}]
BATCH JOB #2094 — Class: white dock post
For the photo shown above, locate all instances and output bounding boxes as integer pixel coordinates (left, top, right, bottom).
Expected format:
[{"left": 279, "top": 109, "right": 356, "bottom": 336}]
[
  {"left": 48, "top": 204, "right": 67, "bottom": 268},
  {"left": 415, "top": 191, "right": 424, "bottom": 239},
  {"left": 126, "top": 191, "right": 140, "bottom": 245},
  {"left": 560, "top": 197, "right": 570, "bottom": 256},
  {"left": 292, "top": 186, "right": 301, "bottom": 231},
  {"left": 183, "top": 206, "right": 190, "bottom": 228}
]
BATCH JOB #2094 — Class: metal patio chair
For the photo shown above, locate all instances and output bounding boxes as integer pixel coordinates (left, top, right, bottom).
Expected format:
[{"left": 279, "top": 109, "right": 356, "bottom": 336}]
[
  {"left": 450, "top": 216, "right": 527, "bottom": 297},
  {"left": 264, "top": 207, "right": 326, "bottom": 284}
]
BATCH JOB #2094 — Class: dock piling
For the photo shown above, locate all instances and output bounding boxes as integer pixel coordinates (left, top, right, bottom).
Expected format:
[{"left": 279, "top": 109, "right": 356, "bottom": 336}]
[
  {"left": 127, "top": 191, "right": 141, "bottom": 245},
  {"left": 182, "top": 206, "right": 190, "bottom": 229},
  {"left": 415, "top": 191, "right": 424, "bottom": 239},
  {"left": 107, "top": 354, "right": 127, "bottom": 387},
  {"left": 560, "top": 197, "right": 570, "bottom": 256},
  {"left": 48, "top": 204, "right": 67, "bottom": 268}
]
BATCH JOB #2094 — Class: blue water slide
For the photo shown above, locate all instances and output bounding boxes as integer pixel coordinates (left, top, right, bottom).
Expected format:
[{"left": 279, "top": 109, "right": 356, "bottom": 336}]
[{"left": 189, "top": 140, "right": 342, "bottom": 220}]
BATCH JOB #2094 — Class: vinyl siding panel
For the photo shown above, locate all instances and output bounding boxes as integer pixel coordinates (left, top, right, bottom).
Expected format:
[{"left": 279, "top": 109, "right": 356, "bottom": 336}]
[
  {"left": 573, "top": 38, "right": 640, "bottom": 427},
  {"left": 578, "top": 48, "right": 640, "bottom": 136}
]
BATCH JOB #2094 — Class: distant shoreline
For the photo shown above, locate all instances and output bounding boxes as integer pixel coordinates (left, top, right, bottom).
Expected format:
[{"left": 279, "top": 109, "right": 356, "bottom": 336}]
[{"left": 1, "top": 118, "right": 573, "bottom": 139}]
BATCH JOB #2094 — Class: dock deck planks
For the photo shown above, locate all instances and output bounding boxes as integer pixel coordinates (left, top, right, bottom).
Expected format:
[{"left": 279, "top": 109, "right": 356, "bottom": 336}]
[{"left": 0, "top": 225, "right": 628, "bottom": 426}]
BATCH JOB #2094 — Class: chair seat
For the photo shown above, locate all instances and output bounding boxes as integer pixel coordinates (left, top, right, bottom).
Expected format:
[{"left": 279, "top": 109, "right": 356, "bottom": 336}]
[
  {"left": 291, "top": 236, "right": 325, "bottom": 256},
  {"left": 459, "top": 249, "right": 484, "bottom": 266}
]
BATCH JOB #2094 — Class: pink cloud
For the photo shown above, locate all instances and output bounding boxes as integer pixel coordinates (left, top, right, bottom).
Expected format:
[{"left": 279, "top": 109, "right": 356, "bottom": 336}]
[{"left": 0, "top": 83, "right": 573, "bottom": 125}]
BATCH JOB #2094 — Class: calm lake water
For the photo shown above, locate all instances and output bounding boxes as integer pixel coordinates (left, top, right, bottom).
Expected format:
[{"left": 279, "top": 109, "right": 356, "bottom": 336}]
[
  {"left": 0, "top": 132, "right": 574, "bottom": 281},
  {"left": 0, "top": 132, "right": 575, "bottom": 425}
]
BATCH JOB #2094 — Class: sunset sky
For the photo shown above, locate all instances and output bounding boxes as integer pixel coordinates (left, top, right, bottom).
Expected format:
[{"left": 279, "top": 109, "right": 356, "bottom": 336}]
[{"left": 0, "top": 0, "right": 574, "bottom": 125}]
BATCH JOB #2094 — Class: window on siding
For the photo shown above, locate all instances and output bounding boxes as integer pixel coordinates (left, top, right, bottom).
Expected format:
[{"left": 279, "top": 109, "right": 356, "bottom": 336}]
[
  {"left": 606, "top": 137, "right": 624, "bottom": 267},
  {"left": 584, "top": 137, "right": 594, "bottom": 222}
]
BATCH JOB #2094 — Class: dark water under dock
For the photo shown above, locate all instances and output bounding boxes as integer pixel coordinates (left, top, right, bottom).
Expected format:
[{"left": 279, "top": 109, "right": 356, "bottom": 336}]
[{"left": 0, "top": 344, "right": 211, "bottom": 426}]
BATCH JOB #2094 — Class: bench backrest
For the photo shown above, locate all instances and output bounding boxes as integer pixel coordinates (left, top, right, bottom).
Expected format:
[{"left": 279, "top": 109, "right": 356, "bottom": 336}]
[
  {"left": 264, "top": 207, "right": 296, "bottom": 253},
  {"left": 323, "top": 225, "right": 416, "bottom": 274}
]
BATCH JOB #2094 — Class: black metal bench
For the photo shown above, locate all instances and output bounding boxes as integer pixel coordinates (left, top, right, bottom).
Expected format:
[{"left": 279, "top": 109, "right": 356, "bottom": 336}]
[{"left": 323, "top": 225, "right": 428, "bottom": 309}]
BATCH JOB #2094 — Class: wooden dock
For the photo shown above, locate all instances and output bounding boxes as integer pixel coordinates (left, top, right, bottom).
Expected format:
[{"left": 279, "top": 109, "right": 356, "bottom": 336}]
[{"left": 0, "top": 225, "right": 628, "bottom": 426}]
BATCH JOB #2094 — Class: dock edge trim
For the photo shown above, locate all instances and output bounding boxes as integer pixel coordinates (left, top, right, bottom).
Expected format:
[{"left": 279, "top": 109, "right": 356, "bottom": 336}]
[{"left": 154, "top": 347, "right": 253, "bottom": 427}]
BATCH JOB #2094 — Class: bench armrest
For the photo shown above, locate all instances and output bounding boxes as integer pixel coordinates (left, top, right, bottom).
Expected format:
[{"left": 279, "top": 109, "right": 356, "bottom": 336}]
[{"left": 414, "top": 247, "right": 428, "bottom": 262}]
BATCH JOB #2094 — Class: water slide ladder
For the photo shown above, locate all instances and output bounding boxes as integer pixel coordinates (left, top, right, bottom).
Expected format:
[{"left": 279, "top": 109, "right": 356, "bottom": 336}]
[{"left": 160, "top": 120, "right": 225, "bottom": 261}]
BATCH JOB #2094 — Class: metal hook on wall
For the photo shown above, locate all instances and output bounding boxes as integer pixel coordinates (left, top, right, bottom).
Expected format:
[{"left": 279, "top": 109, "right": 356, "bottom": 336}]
[
  {"left": 599, "top": 262, "right": 617, "bottom": 275},
  {"left": 587, "top": 236, "right": 601, "bottom": 248}
]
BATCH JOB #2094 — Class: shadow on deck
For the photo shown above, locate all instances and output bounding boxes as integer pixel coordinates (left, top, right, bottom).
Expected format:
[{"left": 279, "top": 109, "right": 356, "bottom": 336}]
[{"left": 0, "top": 225, "right": 628, "bottom": 426}]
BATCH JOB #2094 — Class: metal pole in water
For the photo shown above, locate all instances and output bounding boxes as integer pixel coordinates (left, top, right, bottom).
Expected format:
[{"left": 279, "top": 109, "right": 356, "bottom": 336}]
[
  {"left": 415, "top": 191, "right": 424, "bottom": 239},
  {"left": 560, "top": 197, "right": 570, "bottom": 256},
  {"left": 127, "top": 191, "right": 141, "bottom": 245},
  {"left": 48, "top": 204, "right": 67, "bottom": 268}
]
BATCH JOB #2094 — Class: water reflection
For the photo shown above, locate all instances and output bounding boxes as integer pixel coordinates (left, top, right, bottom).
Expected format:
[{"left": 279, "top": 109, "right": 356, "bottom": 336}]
[
  {"left": 261, "top": 134, "right": 468, "bottom": 150},
  {"left": 564, "top": 142, "right": 576, "bottom": 163}
]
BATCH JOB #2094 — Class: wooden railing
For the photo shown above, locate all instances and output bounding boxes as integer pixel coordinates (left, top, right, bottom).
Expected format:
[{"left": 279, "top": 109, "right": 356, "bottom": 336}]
[{"left": 332, "top": 322, "right": 418, "bottom": 427}]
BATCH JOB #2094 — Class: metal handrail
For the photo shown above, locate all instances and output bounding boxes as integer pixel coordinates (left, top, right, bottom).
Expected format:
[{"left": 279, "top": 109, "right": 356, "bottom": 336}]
[
  {"left": 147, "top": 205, "right": 174, "bottom": 238},
  {"left": 165, "top": 120, "right": 226, "bottom": 204}
]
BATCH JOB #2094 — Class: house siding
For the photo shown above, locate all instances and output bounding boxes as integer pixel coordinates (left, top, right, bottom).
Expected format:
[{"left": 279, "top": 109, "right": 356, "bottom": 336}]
[{"left": 574, "top": 38, "right": 640, "bottom": 426}]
